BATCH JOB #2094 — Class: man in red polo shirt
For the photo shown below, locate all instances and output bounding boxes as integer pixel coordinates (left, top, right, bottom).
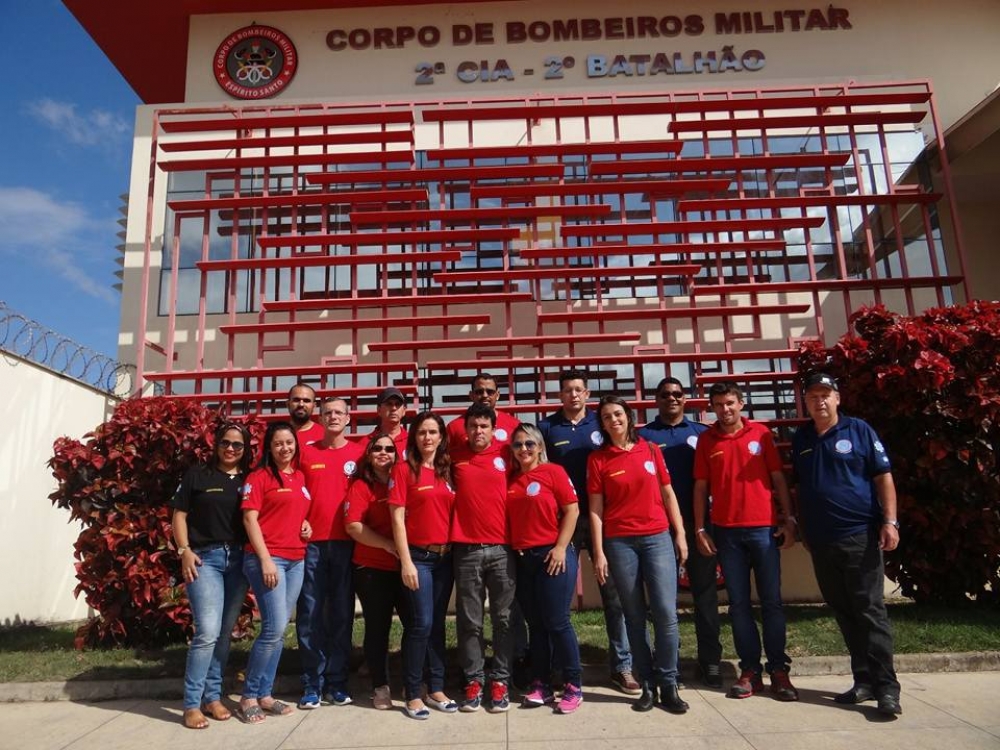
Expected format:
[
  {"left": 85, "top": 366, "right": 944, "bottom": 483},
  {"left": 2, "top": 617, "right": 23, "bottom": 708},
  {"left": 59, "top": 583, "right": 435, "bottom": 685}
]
[
  {"left": 371, "top": 387, "right": 409, "bottom": 457},
  {"left": 693, "top": 382, "right": 798, "bottom": 702},
  {"left": 451, "top": 402, "right": 515, "bottom": 714},
  {"left": 297, "top": 397, "right": 365, "bottom": 709},
  {"left": 288, "top": 383, "right": 322, "bottom": 445},
  {"left": 446, "top": 372, "right": 520, "bottom": 448}
]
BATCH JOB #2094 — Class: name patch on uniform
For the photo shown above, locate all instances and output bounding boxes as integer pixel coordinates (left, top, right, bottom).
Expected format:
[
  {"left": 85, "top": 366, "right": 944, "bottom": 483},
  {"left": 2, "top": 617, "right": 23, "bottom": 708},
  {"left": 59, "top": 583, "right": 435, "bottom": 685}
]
[
  {"left": 308, "top": 463, "right": 326, "bottom": 470},
  {"left": 610, "top": 470, "right": 626, "bottom": 477}
]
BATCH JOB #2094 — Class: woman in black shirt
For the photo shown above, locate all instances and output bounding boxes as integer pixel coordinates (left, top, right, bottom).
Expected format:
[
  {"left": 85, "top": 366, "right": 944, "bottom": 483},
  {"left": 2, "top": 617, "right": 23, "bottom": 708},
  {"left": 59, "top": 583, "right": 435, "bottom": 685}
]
[{"left": 171, "top": 422, "right": 253, "bottom": 729}]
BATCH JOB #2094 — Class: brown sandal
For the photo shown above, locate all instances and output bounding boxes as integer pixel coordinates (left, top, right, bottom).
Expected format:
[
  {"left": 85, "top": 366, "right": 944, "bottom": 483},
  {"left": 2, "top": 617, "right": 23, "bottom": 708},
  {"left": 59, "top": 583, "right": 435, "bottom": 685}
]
[
  {"left": 183, "top": 708, "right": 209, "bottom": 729},
  {"left": 202, "top": 700, "right": 232, "bottom": 721}
]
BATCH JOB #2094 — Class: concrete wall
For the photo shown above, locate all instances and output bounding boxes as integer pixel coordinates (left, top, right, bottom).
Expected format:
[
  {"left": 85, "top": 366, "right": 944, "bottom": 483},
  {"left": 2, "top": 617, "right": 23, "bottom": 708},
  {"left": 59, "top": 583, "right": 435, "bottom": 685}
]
[{"left": 0, "top": 353, "right": 118, "bottom": 623}]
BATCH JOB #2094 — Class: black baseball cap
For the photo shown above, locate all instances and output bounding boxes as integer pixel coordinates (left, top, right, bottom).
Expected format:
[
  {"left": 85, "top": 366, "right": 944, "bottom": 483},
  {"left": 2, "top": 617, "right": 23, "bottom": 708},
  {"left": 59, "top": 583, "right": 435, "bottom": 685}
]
[
  {"left": 376, "top": 387, "right": 405, "bottom": 405},
  {"left": 804, "top": 373, "right": 839, "bottom": 391}
]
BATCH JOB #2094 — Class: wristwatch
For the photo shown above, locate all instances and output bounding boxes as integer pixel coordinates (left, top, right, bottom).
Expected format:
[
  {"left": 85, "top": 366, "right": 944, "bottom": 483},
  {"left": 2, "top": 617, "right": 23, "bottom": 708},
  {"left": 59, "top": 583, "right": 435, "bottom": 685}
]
[
  {"left": 883, "top": 519, "right": 900, "bottom": 529},
  {"left": 176, "top": 545, "right": 190, "bottom": 556}
]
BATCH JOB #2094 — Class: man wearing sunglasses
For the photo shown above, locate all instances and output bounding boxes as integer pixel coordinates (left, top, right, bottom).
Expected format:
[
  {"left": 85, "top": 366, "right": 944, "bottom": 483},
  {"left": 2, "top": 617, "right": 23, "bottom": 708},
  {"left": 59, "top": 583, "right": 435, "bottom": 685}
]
[
  {"left": 447, "top": 373, "right": 521, "bottom": 448},
  {"left": 297, "top": 398, "right": 366, "bottom": 710},
  {"left": 638, "top": 377, "right": 722, "bottom": 688}
]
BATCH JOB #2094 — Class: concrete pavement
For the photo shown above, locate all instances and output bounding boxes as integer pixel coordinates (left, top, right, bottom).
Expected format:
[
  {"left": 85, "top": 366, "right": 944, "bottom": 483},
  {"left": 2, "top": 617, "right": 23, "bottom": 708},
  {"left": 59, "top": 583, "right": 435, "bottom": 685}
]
[{"left": 2, "top": 671, "right": 999, "bottom": 750}]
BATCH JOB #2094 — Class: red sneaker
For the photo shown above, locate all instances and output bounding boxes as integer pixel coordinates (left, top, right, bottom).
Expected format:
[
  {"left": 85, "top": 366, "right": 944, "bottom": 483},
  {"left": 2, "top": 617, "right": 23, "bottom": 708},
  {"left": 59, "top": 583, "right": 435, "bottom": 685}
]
[
  {"left": 770, "top": 669, "right": 799, "bottom": 701},
  {"left": 729, "top": 669, "right": 764, "bottom": 698}
]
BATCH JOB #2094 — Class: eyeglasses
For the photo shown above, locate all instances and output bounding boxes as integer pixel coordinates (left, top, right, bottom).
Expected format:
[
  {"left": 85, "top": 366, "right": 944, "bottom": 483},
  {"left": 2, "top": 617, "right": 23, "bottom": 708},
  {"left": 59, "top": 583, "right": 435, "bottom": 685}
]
[
  {"left": 370, "top": 444, "right": 397, "bottom": 454},
  {"left": 657, "top": 390, "right": 685, "bottom": 400},
  {"left": 218, "top": 439, "right": 245, "bottom": 451},
  {"left": 511, "top": 440, "right": 538, "bottom": 450},
  {"left": 473, "top": 387, "right": 498, "bottom": 396}
]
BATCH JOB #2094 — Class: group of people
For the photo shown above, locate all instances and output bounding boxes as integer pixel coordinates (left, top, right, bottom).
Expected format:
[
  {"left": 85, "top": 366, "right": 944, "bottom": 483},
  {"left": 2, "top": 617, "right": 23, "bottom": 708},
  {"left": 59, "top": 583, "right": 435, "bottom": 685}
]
[{"left": 170, "top": 368, "right": 903, "bottom": 728}]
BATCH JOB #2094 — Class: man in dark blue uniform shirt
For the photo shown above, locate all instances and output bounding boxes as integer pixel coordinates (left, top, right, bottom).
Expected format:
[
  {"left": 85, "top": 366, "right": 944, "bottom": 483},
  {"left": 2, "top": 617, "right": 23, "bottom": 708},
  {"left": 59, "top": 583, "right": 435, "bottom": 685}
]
[
  {"left": 792, "top": 373, "right": 902, "bottom": 716},
  {"left": 538, "top": 369, "right": 639, "bottom": 696},
  {"left": 638, "top": 377, "right": 722, "bottom": 688}
]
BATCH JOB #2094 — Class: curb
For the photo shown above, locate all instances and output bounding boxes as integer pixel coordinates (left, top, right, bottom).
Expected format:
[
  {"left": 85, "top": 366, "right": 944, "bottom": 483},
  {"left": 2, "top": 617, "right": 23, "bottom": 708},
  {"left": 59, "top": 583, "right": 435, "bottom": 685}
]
[{"left": 2, "top": 652, "right": 998, "bottom": 703}]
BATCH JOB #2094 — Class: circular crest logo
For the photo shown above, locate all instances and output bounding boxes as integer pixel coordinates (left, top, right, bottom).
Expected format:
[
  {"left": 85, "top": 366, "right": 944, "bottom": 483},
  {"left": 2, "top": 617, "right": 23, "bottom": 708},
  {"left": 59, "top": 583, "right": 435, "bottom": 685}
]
[
  {"left": 590, "top": 431, "right": 604, "bottom": 447},
  {"left": 214, "top": 25, "right": 298, "bottom": 100},
  {"left": 644, "top": 460, "right": 656, "bottom": 475},
  {"left": 495, "top": 428, "right": 509, "bottom": 442},
  {"left": 747, "top": 441, "right": 762, "bottom": 456},
  {"left": 835, "top": 439, "right": 854, "bottom": 454},
  {"left": 493, "top": 457, "right": 507, "bottom": 472},
  {"left": 874, "top": 440, "right": 885, "bottom": 453},
  {"left": 526, "top": 481, "right": 541, "bottom": 497},
  {"left": 686, "top": 435, "right": 699, "bottom": 449},
  {"left": 343, "top": 460, "right": 357, "bottom": 476}
]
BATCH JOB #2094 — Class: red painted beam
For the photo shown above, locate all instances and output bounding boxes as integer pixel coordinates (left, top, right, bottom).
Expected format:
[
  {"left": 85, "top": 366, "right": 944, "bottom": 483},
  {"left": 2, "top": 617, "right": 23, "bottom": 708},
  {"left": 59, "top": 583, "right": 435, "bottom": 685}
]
[
  {"left": 521, "top": 240, "right": 786, "bottom": 259},
  {"left": 158, "top": 129, "right": 415, "bottom": 153},
  {"left": 427, "top": 140, "right": 683, "bottom": 161},
  {"left": 471, "top": 178, "right": 731, "bottom": 200},
  {"left": 161, "top": 384, "right": 419, "bottom": 401},
  {"left": 425, "top": 348, "right": 800, "bottom": 371},
  {"left": 433, "top": 264, "right": 701, "bottom": 283},
  {"left": 349, "top": 204, "right": 612, "bottom": 225},
  {"left": 561, "top": 216, "right": 825, "bottom": 238},
  {"left": 679, "top": 192, "right": 942, "bottom": 212},
  {"left": 158, "top": 110, "right": 414, "bottom": 133},
  {"left": 256, "top": 227, "right": 520, "bottom": 248},
  {"left": 368, "top": 331, "right": 642, "bottom": 352},
  {"left": 196, "top": 250, "right": 460, "bottom": 272},
  {"left": 167, "top": 188, "right": 427, "bottom": 212},
  {"left": 669, "top": 110, "right": 926, "bottom": 133},
  {"left": 219, "top": 314, "right": 492, "bottom": 335},
  {"left": 589, "top": 152, "right": 852, "bottom": 176},
  {"left": 690, "top": 276, "right": 964, "bottom": 295},
  {"left": 263, "top": 292, "right": 534, "bottom": 312},
  {"left": 145, "top": 361, "right": 419, "bottom": 382},
  {"left": 538, "top": 303, "right": 811, "bottom": 324},
  {"left": 158, "top": 149, "right": 415, "bottom": 172},
  {"left": 306, "top": 164, "right": 563, "bottom": 185}
]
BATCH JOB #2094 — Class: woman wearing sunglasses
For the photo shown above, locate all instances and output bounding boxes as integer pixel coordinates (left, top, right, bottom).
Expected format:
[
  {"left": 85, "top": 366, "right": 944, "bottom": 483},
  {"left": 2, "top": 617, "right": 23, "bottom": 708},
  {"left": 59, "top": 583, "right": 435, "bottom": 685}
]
[
  {"left": 389, "top": 411, "right": 457, "bottom": 720},
  {"left": 239, "top": 421, "right": 313, "bottom": 724},
  {"left": 344, "top": 433, "right": 404, "bottom": 711},
  {"left": 587, "top": 395, "right": 689, "bottom": 714},
  {"left": 507, "top": 424, "right": 584, "bottom": 713},
  {"left": 171, "top": 422, "right": 253, "bottom": 729}
]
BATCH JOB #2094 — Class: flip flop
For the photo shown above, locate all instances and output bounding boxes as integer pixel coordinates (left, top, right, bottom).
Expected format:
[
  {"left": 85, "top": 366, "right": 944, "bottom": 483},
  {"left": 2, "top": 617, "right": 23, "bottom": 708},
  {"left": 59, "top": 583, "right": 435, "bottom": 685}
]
[
  {"left": 183, "top": 708, "right": 209, "bottom": 729},
  {"left": 260, "top": 699, "right": 293, "bottom": 716},
  {"left": 238, "top": 704, "right": 266, "bottom": 724},
  {"left": 202, "top": 701, "right": 232, "bottom": 721}
]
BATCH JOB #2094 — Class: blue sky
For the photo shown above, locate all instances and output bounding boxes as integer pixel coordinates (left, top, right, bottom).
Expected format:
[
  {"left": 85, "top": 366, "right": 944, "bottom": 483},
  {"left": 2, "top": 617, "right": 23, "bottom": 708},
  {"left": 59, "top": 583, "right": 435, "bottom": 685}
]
[{"left": 1, "top": 1, "right": 138, "bottom": 359}]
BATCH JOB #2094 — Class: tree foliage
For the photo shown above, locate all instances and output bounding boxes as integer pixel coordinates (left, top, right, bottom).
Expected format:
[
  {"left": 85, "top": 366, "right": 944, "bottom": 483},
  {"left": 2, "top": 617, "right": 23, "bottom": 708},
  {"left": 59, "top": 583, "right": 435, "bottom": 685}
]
[
  {"left": 48, "top": 398, "right": 266, "bottom": 648},
  {"left": 798, "top": 301, "right": 1000, "bottom": 605}
]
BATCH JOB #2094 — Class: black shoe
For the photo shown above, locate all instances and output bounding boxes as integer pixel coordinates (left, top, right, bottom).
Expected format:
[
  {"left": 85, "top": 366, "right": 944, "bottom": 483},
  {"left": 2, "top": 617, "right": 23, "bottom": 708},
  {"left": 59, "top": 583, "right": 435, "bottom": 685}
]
[
  {"left": 834, "top": 685, "right": 876, "bottom": 704},
  {"left": 702, "top": 662, "right": 723, "bottom": 689},
  {"left": 511, "top": 656, "right": 531, "bottom": 691},
  {"left": 632, "top": 685, "right": 657, "bottom": 712},
  {"left": 658, "top": 684, "right": 689, "bottom": 714},
  {"left": 877, "top": 694, "right": 902, "bottom": 716}
]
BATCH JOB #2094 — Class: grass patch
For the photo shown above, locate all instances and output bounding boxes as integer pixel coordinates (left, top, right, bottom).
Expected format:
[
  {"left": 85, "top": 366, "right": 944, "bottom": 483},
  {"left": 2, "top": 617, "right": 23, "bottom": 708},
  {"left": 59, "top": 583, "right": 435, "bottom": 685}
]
[{"left": 1, "top": 602, "right": 997, "bottom": 683}]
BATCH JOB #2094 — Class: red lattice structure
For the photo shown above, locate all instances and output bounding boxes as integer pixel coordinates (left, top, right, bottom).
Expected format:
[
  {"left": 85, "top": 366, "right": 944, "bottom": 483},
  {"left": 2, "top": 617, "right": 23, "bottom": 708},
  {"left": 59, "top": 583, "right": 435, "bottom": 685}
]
[{"left": 133, "top": 80, "right": 966, "bottom": 432}]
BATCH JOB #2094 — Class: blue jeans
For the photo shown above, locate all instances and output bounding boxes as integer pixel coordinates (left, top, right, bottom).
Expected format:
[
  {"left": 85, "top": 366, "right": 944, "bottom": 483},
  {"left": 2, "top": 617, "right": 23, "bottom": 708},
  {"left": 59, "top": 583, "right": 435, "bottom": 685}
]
[
  {"left": 242, "top": 553, "right": 305, "bottom": 699},
  {"left": 575, "top": 528, "right": 631, "bottom": 673},
  {"left": 515, "top": 544, "right": 582, "bottom": 686},
  {"left": 400, "top": 547, "right": 454, "bottom": 699},
  {"left": 296, "top": 540, "right": 355, "bottom": 694},
  {"left": 183, "top": 545, "right": 248, "bottom": 709},
  {"left": 604, "top": 531, "right": 680, "bottom": 689},
  {"left": 714, "top": 525, "right": 790, "bottom": 674}
]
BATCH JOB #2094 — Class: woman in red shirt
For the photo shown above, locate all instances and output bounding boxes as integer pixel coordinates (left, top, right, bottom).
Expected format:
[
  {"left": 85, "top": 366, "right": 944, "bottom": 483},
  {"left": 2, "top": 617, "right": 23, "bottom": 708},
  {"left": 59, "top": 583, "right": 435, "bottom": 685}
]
[
  {"left": 344, "top": 432, "right": 403, "bottom": 711},
  {"left": 507, "top": 424, "right": 583, "bottom": 714},
  {"left": 389, "top": 411, "right": 456, "bottom": 720},
  {"left": 239, "top": 421, "right": 312, "bottom": 724},
  {"left": 587, "top": 396, "right": 689, "bottom": 714}
]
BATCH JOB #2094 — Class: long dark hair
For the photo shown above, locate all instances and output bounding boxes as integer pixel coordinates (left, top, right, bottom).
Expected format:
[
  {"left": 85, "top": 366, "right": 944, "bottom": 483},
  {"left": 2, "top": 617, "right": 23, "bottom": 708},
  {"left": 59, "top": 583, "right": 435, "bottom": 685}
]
[
  {"left": 596, "top": 395, "right": 639, "bottom": 447},
  {"left": 257, "top": 420, "right": 298, "bottom": 486},
  {"left": 405, "top": 411, "right": 451, "bottom": 482},
  {"left": 351, "top": 431, "right": 397, "bottom": 487},
  {"left": 211, "top": 421, "right": 254, "bottom": 475}
]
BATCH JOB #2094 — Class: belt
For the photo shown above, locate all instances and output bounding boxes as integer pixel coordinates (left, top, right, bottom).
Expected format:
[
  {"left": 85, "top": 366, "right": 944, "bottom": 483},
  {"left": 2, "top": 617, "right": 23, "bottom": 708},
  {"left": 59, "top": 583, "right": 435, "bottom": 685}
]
[{"left": 411, "top": 543, "right": 451, "bottom": 555}]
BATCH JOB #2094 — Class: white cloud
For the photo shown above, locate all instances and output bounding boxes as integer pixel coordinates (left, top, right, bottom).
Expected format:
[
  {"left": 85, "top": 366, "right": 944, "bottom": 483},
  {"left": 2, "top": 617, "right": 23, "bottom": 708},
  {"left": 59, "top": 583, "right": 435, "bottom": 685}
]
[
  {"left": 0, "top": 186, "right": 116, "bottom": 303},
  {"left": 25, "top": 98, "right": 130, "bottom": 147}
]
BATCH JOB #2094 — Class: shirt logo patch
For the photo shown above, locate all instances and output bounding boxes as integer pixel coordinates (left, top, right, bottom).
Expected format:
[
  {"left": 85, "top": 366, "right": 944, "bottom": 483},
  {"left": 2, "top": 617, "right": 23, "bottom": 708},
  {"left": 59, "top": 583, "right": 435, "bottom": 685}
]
[
  {"left": 241, "top": 483, "right": 252, "bottom": 496},
  {"left": 344, "top": 460, "right": 357, "bottom": 476},
  {"left": 644, "top": 460, "right": 656, "bottom": 475},
  {"left": 495, "top": 428, "right": 508, "bottom": 441},
  {"left": 686, "top": 435, "right": 699, "bottom": 449},
  {"left": 388, "top": 478, "right": 395, "bottom": 490},
  {"left": 835, "top": 440, "right": 853, "bottom": 454},
  {"left": 590, "top": 431, "right": 604, "bottom": 447},
  {"left": 493, "top": 457, "right": 507, "bottom": 472},
  {"left": 308, "top": 463, "right": 325, "bottom": 470},
  {"left": 874, "top": 440, "right": 885, "bottom": 453},
  {"left": 748, "top": 441, "right": 762, "bottom": 456},
  {"left": 526, "top": 481, "right": 541, "bottom": 497}
]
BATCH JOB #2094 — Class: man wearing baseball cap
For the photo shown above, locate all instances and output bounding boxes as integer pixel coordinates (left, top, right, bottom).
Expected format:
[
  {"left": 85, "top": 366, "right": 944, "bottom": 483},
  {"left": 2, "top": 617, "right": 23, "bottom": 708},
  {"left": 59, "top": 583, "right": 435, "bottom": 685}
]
[
  {"left": 373, "top": 387, "right": 409, "bottom": 457},
  {"left": 791, "top": 373, "right": 902, "bottom": 716}
]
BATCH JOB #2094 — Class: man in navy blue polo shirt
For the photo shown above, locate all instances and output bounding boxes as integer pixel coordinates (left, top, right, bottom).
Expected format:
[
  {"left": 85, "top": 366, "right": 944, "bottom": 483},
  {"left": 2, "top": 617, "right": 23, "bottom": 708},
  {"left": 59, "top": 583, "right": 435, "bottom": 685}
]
[
  {"left": 539, "top": 369, "right": 638, "bottom": 696},
  {"left": 792, "top": 373, "right": 902, "bottom": 716},
  {"left": 638, "top": 377, "right": 722, "bottom": 688}
]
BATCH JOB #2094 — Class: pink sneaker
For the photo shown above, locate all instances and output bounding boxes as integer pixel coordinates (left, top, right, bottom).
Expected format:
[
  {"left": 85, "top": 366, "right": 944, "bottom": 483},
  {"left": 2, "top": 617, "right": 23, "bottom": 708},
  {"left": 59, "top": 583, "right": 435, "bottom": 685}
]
[
  {"left": 522, "top": 680, "right": 554, "bottom": 707},
  {"left": 557, "top": 683, "right": 583, "bottom": 714}
]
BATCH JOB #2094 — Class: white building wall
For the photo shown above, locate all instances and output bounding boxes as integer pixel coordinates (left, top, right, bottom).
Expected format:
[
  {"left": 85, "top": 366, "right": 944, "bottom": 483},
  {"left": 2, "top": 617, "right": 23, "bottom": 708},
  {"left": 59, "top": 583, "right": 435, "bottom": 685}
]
[{"left": 0, "top": 354, "right": 117, "bottom": 623}]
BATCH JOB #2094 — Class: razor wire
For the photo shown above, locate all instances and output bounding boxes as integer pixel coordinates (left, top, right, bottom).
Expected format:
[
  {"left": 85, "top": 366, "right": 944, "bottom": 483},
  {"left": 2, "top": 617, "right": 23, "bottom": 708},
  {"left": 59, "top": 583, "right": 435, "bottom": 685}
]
[{"left": 0, "top": 301, "right": 133, "bottom": 394}]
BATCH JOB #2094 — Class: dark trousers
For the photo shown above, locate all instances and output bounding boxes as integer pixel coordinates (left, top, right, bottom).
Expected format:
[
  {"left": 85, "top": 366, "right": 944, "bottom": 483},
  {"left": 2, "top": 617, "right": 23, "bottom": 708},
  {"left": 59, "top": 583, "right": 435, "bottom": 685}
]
[
  {"left": 809, "top": 529, "right": 900, "bottom": 698},
  {"left": 353, "top": 565, "right": 406, "bottom": 690},
  {"left": 683, "top": 529, "right": 723, "bottom": 666}
]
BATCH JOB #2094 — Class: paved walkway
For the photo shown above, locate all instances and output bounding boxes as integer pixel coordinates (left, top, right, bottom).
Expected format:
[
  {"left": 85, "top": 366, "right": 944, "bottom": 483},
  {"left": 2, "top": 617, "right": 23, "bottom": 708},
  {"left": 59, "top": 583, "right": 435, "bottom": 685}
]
[{"left": 3, "top": 671, "right": 999, "bottom": 750}]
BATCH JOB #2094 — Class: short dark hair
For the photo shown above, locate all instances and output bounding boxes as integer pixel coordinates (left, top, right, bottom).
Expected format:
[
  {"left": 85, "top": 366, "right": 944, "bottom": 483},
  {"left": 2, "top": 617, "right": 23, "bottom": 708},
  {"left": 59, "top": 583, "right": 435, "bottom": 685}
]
[
  {"left": 288, "top": 382, "right": 315, "bottom": 398},
  {"left": 558, "top": 369, "right": 589, "bottom": 389},
  {"left": 655, "top": 376, "right": 685, "bottom": 393},
  {"left": 470, "top": 372, "right": 498, "bottom": 389},
  {"left": 464, "top": 401, "right": 496, "bottom": 427},
  {"left": 708, "top": 381, "right": 744, "bottom": 403}
]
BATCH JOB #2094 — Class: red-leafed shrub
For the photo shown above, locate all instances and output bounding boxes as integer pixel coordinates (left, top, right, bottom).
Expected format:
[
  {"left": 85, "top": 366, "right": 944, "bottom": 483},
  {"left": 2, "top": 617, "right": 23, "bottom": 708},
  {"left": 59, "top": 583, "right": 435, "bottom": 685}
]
[
  {"left": 798, "top": 301, "right": 1000, "bottom": 605},
  {"left": 49, "top": 398, "right": 267, "bottom": 648}
]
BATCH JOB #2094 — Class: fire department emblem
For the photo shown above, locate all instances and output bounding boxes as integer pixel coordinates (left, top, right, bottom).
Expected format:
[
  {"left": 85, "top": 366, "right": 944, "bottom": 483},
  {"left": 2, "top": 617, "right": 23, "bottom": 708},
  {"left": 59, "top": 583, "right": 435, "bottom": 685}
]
[{"left": 214, "top": 25, "right": 298, "bottom": 100}]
